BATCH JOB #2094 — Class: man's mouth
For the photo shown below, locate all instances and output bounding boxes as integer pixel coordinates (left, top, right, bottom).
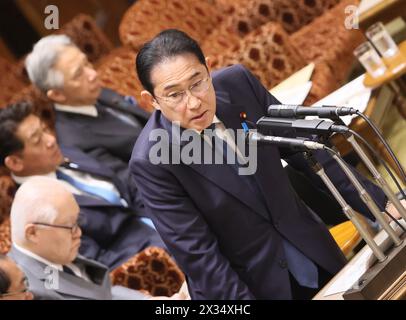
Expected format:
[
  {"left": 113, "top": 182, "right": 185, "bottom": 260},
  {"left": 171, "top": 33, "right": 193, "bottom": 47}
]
[{"left": 191, "top": 110, "right": 207, "bottom": 121}]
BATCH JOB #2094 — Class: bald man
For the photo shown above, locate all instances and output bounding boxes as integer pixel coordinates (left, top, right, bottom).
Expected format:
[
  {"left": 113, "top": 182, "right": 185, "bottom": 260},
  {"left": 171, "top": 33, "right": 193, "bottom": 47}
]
[{"left": 7, "top": 177, "right": 187, "bottom": 300}]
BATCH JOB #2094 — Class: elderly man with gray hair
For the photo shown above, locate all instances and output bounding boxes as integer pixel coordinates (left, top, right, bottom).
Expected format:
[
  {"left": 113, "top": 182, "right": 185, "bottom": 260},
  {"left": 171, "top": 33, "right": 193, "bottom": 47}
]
[
  {"left": 25, "top": 35, "right": 149, "bottom": 207},
  {"left": 8, "top": 177, "right": 188, "bottom": 300}
]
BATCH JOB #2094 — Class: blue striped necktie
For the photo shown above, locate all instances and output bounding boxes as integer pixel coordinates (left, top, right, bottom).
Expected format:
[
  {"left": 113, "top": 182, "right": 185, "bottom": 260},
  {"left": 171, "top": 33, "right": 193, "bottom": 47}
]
[{"left": 56, "top": 169, "right": 123, "bottom": 206}]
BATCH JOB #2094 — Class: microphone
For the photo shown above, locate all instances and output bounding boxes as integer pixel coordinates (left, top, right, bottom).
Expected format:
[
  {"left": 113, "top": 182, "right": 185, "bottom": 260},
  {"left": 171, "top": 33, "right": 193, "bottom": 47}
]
[
  {"left": 267, "top": 104, "right": 357, "bottom": 119},
  {"left": 246, "top": 131, "right": 326, "bottom": 151},
  {"left": 256, "top": 117, "right": 349, "bottom": 134}
]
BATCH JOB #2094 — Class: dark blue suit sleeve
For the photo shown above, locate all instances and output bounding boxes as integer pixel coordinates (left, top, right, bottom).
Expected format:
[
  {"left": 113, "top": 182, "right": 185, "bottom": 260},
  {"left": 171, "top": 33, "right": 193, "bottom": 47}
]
[
  {"left": 129, "top": 158, "right": 255, "bottom": 300},
  {"left": 239, "top": 65, "right": 388, "bottom": 221}
]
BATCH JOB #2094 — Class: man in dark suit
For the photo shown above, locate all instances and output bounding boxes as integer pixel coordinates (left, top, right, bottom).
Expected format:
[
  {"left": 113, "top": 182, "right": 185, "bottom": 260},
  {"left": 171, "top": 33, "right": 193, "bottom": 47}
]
[
  {"left": 129, "top": 30, "right": 404, "bottom": 299},
  {"left": 0, "top": 102, "right": 166, "bottom": 270},
  {"left": 25, "top": 35, "right": 149, "bottom": 194},
  {"left": 8, "top": 178, "right": 187, "bottom": 300}
]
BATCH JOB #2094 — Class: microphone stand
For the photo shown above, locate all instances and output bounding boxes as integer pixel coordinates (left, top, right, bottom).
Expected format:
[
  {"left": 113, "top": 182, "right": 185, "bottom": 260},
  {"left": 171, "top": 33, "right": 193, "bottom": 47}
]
[
  {"left": 305, "top": 148, "right": 406, "bottom": 300},
  {"left": 304, "top": 152, "right": 387, "bottom": 262},
  {"left": 325, "top": 148, "right": 403, "bottom": 247},
  {"left": 343, "top": 132, "right": 406, "bottom": 222},
  {"left": 250, "top": 125, "right": 406, "bottom": 299}
]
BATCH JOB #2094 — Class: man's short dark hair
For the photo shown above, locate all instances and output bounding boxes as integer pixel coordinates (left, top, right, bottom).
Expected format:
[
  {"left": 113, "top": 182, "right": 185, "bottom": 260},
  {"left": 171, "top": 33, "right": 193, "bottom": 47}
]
[
  {"left": 0, "top": 254, "right": 11, "bottom": 295},
  {"left": 0, "top": 102, "right": 33, "bottom": 165},
  {"left": 136, "top": 29, "right": 207, "bottom": 95}
]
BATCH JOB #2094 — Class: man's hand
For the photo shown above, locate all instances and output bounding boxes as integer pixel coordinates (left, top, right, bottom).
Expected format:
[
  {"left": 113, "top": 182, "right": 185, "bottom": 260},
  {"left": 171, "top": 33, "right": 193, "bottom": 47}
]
[{"left": 386, "top": 199, "right": 406, "bottom": 220}]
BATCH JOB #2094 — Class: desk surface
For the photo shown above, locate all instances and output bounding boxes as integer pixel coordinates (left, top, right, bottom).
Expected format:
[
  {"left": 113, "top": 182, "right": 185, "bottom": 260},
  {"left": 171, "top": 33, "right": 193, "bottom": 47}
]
[
  {"left": 359, "top": 0, "right": 404, "bottom": 28},
  {"left": 313, "top": 220, "right": 405, "bottom": 300}
]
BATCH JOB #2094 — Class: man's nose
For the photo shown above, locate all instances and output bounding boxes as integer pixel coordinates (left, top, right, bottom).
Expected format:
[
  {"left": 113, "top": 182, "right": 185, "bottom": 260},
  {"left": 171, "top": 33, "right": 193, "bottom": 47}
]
[
  {"left": 45, "top": 132, "right": 56, "bottom": 147},
  {"left": 186, "top": 91, "right": 201, "bottom": 110},
  {"left": 74, "top": 226, "right": 82, "bottom": 238},
  {"left": 86, "top": 67, "right": 98, "bottom": 82}
]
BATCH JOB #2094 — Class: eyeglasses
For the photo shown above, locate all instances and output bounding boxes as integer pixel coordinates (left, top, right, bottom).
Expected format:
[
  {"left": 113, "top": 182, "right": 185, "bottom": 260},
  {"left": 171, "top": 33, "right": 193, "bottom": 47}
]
[
  {"left": 32, "top": 218, "right": 82, "bottom": 235},
  {"left": 155, "top": 76, "right": 211, "bottom": 108},
  {"left": 0, "top": 277, "right": 29, "bottom": 298}
]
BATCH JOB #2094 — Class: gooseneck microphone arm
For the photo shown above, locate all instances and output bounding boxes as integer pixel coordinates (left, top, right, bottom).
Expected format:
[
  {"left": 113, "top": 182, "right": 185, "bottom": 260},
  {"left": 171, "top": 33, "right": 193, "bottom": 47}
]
[
  {"left": 342, "top": 132, "right": 406, "bottom": 222},
  {"left": 267, "top": 104, "right": 406, "bottom": 184},
  {"left": 246, "top": 131, "right": 326, "bottom": 151},
  {"left": 355, "top": 111, "right": 406, "bottom": 184},
  {"left": 304, "top": 152, "right": 387, "bottom": 262},
  {"left": 324, "top": 147, "right": 403, "bottom": 247}
]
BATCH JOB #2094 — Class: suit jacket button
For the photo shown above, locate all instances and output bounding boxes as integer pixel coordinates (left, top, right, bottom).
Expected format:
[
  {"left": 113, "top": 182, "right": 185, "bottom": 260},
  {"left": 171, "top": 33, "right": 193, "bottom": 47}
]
[{"left": 279, "top": 259, "right": 287, "bottom": 269}]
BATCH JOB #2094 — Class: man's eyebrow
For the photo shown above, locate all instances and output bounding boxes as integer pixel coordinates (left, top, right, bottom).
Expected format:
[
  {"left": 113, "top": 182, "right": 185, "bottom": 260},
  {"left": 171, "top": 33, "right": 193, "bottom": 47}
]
[
  {"left": 71, "top": 56, "right": 87, "bottom": 76},
  {"left": 162, "top": 71, "right": 202, "bottom": 91}
]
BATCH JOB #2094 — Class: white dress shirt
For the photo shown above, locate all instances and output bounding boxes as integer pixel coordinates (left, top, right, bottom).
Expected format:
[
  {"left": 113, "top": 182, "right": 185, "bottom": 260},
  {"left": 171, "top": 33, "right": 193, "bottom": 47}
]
[
  {"left": 54, "top": 103, "right": 98, "bottom": 117},
  {"left": 200, "top": 115, "right": 247, "bottom": 164},
  {"left": 13, "top": 243, "right": 90, "bottom": 281}
]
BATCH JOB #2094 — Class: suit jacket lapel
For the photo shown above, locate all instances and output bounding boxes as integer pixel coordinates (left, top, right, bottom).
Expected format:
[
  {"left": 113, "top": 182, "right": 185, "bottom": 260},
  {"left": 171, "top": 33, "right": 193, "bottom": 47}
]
[
  {"left": 98, "top": 88, "right": 150, "bottom": 122},
  {"left": 74, "top": 194, "right": 119, "bottom": 208},
  {"left": 8, "top": 248, "right": 111, "bottom": 300},
  {"left": 62, "top": 156, "right": 128, "bottom": 199},
  {"left": 54, "top": 256, "right": 111, "bottom": 300},
  {"left": 216, "top": 93, "right": 283, "bottom": 223},
  {"left": 8, "top": 246, "right": 49, "bottom": 281}
]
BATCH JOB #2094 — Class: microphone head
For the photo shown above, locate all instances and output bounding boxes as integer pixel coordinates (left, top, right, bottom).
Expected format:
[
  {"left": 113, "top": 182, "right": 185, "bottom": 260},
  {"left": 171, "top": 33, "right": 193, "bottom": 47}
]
[
  {"left": 267, "top": 104, "right": 298, "bottom": 117},
  {"left": 267, "top": 104, "right": 358, "bottom": 119}
]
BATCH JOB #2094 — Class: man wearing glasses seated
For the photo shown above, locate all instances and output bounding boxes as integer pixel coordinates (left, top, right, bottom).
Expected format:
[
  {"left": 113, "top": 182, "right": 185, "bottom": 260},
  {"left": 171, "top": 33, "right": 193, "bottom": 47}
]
[
  {"left": 25, "top": 35, "right": 150, "bottom": 208},
  {"left": 8, "top": 177, "right": 187, "bottom": 300},
  {"left": 0, "top": 102, "right": 166, "bottom": 270},
  {"left": 0, "top": 254, "right": 33, "bottom": 300}
]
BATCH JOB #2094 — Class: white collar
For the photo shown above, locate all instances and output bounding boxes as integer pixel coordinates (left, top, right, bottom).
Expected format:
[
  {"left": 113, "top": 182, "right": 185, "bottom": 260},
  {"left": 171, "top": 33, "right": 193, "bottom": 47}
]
[
  {"left": 11, "top": 172, "right": 57, "bottom": 185},
  {"left": 54, "top": 103, "right": 98, "bottom": 117},
  {"left": 13, "top": 243, "right": 63, "bottom": 272},
  {"left": 212, "top": 115, "right": 221, "bottom": 125},
  {"left": 194, "top": 115, "right": 221, "bottom": 134}
]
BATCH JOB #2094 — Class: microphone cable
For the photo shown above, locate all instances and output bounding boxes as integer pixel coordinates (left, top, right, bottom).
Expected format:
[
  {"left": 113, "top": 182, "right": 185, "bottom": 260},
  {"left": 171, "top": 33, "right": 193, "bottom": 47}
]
[
  {"left": 346, "top": 129, "right": 406, "bottom": 200},
  {"left": 324, "top": 146, "right": 406, "bottom": 232},
  {"left": 356, "top": 111, "right": 406, "bottom": 184}
]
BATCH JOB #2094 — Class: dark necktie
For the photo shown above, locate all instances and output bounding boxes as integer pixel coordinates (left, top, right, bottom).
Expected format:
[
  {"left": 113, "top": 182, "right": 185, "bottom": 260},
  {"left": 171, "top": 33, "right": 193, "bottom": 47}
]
[{"left": 63, "top": 265, "right": 78, "bottom": 277}]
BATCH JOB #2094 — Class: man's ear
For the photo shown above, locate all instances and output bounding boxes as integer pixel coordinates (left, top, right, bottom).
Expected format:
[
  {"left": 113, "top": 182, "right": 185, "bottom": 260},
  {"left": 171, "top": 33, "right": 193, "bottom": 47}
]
[
  {"left": 141, "top": 90, "right": 160, "bottom": 111},
  {"left": 47, "top": 89, "right": 66, "bottom": 104},
  {"left": 25, "top": 224, "right": 40, "bottom": 244},
  {"left": 4, "top": 155, "right": 24, "bottom": 173},
  {"left": 205, "top": 57, "right": 212, "bottom": 72}
]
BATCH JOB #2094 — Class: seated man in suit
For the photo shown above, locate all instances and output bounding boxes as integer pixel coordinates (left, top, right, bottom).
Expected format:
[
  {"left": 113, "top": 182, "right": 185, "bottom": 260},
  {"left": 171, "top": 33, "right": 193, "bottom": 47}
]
[
  {"left": 0, "top": 102, "right": 167, "bottom": 269},
  {"left": 129, "top": 29, "right": 405, "bottom": 300},
  {"left": 8, "top": 177, "right": 187, "bottom": 300},
  {"left": 25, "top": 34, "right": 149, "bottom": 207},
  {"left": 0, "top": 254, "right": 33, "bottom": 300}
]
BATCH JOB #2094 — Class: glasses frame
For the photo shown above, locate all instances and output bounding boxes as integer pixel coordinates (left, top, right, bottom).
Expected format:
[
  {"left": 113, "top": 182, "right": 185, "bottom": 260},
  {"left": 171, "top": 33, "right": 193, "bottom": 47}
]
[
  {"left": 32, "top": 221, "right": 81, "bottom": 235},
  {"left": 154, "top": 76, "right": 211, "bottom": 108}
]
